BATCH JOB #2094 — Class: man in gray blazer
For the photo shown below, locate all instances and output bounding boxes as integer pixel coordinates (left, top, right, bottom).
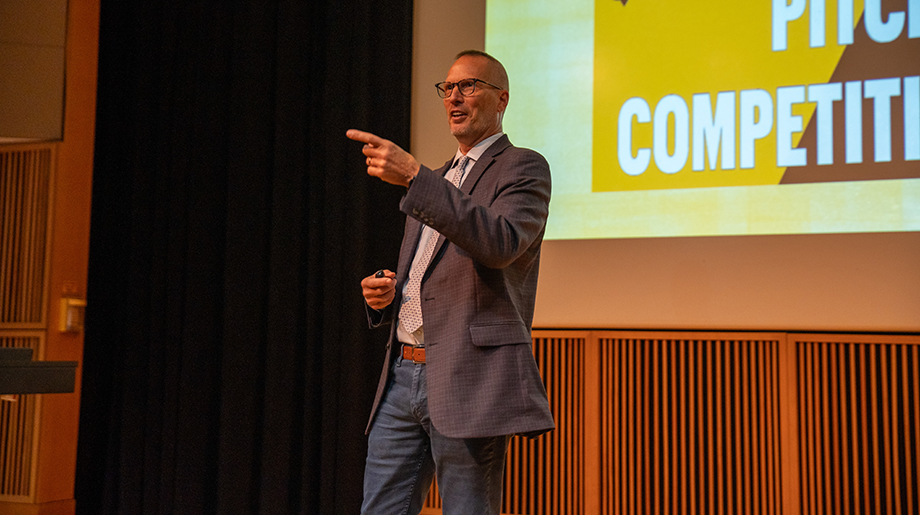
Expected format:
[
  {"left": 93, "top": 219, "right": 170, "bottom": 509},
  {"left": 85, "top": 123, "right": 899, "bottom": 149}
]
[{"left": 347, "top": 50, "right": 554, "bottom": 515}]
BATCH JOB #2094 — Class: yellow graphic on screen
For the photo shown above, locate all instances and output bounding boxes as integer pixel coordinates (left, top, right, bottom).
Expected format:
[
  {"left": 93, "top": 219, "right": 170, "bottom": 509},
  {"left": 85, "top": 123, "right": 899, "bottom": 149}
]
[{"left": 593, "top": 1, "right": 860, "bottom": 192}]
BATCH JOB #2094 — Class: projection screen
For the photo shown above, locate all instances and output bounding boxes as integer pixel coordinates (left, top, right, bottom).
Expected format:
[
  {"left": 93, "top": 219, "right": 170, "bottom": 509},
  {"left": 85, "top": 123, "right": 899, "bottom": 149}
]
[{"left": 411, "top": 0, "right": 920, "bottom": 332}]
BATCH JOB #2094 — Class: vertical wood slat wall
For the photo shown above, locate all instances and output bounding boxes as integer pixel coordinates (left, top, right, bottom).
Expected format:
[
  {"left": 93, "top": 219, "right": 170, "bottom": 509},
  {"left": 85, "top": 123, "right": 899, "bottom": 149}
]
[
  {"left": 599, "top": 333, "right": 785, "bottom": 515},
  {"left": 794, "top": 333, "right": 920, "bottom": 515},
  {"left": 0, "top": 146, "right": 52, "bottom": 328},
  {"left": 0, "top": 144, "right": 54, "bottom": 503},
  {"left": 0, "top": 335, "right": 42, "bottom": 501},
  {"left": 418, "top": 330, "right": 919, "bottom": 515}
]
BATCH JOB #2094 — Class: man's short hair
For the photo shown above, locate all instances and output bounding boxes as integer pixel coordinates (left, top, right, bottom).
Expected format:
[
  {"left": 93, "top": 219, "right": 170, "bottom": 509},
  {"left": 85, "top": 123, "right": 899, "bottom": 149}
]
[{"left": 455, "top": 50, "right": 509, "bottom": 91}]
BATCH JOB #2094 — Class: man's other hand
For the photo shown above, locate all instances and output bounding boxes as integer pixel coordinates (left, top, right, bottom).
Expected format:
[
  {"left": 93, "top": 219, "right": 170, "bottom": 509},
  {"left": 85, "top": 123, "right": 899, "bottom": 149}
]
[{"left": 361, "top": 269, "right": 397, "bottom": 310}]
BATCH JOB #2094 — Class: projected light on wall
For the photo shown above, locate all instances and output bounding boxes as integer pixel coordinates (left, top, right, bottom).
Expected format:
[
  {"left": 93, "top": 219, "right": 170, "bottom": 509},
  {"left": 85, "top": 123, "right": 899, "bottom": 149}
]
[{"left": 487, "top": 0, "right": 920, "bottom": 239}]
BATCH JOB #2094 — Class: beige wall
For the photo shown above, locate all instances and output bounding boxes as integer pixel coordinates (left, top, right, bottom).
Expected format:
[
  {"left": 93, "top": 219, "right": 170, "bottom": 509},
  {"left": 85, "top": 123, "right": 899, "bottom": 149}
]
[
  {"left": 410, "top": 0, "right": 486, "bottom": 166},
  {"left": 0, "top": 0, "right": 68, "bottom": 141}
]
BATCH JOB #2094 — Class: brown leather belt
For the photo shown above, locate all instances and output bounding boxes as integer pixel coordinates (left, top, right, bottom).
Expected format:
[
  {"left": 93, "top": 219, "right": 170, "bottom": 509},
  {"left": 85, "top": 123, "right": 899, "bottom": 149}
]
[{"left": 401, "top": 344, "right": 426, "bottom": 363}]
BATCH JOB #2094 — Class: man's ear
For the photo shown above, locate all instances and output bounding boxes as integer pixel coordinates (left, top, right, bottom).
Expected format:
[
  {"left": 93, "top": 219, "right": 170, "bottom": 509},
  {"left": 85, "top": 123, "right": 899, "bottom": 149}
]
[{"left": 497, "top": 90, "right": 509, "bottom": 113}]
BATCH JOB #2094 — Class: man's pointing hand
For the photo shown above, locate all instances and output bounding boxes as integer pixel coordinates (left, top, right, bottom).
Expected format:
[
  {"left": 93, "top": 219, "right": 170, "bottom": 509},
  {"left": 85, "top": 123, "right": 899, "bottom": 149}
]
[{"left": 347, "top": 129, "right": 420, "bottom": 188}]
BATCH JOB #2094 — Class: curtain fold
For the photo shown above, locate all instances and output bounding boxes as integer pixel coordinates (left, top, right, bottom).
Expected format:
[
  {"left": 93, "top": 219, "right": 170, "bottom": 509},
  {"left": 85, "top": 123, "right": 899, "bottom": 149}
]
[{"left": 77, "top": 1, "right": 413, "bottom": 513}]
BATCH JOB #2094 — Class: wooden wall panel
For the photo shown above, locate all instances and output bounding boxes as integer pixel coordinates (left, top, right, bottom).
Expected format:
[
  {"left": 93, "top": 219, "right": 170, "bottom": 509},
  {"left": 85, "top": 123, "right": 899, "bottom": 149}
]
[
  {"left": 793, "top": 333, "right": 920, "bottom": 515},
  {"left": 0, "top": 146, "right": 52, "bottom": 328},
  {"left": 0, "top": 334, "right": 42, "bottom": 502},
  {"left": 411, "top": 331, "right": 920, "bottom": 514},
  {"left": 0, "top": 144, "right": 54, "bottom": 506},
  {"left": 596, "top": 332, "right": 785, "bottom": 515}
]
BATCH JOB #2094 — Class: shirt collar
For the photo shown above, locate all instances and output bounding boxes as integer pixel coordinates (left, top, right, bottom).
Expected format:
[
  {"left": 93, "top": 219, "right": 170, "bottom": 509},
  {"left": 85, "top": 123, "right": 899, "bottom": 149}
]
[{"left": 452, "top": 132, "right": 504, "bottom": 168}]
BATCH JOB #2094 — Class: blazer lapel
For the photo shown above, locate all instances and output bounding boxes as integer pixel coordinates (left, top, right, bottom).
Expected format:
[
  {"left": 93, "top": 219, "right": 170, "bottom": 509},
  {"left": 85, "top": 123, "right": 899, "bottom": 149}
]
[
  {"left": 459, "top": 134, "right": 510, "bottom": 195},
  {"left": 425, "top": 135, "right": 513, "bottom": 276}
]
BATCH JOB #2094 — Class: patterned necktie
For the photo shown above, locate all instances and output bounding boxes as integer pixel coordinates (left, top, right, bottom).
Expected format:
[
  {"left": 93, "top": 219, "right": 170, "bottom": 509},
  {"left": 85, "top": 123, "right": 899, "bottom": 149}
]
[{"left": 399, "top": 156, "right": 470, "bottom": 333}]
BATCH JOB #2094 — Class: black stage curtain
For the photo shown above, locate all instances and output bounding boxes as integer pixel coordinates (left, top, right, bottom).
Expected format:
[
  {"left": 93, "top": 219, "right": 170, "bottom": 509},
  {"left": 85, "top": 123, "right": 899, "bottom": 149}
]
[{"left": 76, "top": 1, "right": 413, "bottom": 513}]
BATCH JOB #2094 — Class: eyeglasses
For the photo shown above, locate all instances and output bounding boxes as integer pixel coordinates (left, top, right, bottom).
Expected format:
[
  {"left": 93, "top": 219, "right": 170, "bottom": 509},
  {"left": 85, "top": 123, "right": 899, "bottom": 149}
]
[{"left": 435, "top": 78, "right": 503, "bottom": 98}]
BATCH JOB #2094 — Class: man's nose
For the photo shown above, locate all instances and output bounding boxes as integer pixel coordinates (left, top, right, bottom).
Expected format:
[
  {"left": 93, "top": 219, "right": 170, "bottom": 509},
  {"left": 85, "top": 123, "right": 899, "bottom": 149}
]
[{"left": 447, "top": 86, "right": 464, "bottom": 102}]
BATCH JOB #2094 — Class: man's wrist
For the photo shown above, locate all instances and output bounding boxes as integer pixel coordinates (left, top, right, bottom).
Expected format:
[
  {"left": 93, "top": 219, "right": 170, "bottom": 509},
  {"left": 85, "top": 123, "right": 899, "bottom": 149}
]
[{"left": 405, "top": 162, "right": 420, "bottom": 188}]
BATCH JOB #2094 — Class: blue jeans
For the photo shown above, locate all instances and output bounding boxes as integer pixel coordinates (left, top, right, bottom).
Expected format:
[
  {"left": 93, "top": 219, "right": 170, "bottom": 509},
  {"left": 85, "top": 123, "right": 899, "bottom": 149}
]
[{"left": 361, "top": 355, "right": 510, "bottom": 515}]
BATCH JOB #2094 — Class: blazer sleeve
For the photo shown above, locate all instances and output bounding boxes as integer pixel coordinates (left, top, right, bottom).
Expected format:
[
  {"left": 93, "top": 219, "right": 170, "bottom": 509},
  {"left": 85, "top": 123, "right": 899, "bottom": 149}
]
[{"left": 399, "top": 147, "right": 551, "bottom": 269}]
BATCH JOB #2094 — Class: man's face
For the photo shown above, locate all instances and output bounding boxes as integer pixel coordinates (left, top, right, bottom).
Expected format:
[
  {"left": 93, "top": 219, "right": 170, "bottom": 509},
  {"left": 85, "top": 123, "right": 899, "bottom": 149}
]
[{"left": 443, "top": 55, "right": 509, "bottom": 152}]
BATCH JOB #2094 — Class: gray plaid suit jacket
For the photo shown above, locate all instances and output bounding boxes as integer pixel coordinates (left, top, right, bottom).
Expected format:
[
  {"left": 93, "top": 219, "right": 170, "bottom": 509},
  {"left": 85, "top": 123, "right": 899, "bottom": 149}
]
[{"left": 366, "top": 135, "right": 555, "bottom": 439}]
